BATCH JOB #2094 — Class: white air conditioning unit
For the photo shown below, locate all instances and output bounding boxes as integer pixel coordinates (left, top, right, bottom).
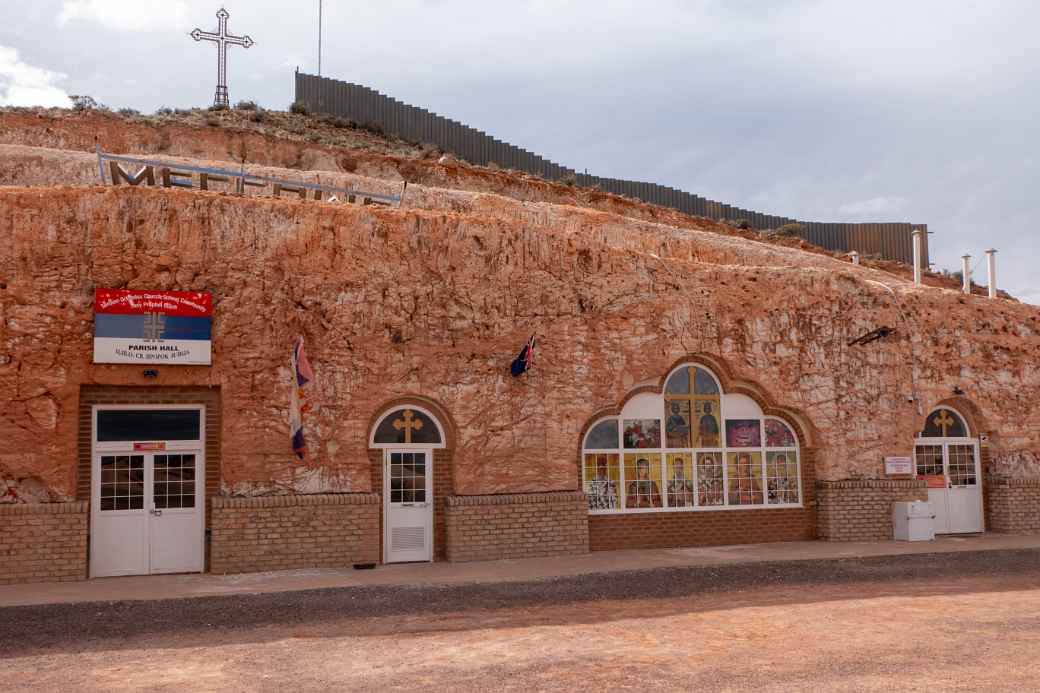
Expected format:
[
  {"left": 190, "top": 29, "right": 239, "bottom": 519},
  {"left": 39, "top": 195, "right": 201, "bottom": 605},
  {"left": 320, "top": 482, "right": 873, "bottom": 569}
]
[{"left": 892, "top": 501, "right": 935, "bottom": 541}]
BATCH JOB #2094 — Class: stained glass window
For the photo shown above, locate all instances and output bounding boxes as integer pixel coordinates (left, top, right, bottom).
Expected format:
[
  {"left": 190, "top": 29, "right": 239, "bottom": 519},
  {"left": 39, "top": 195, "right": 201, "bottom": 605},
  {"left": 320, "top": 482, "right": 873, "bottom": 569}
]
[
  {"left": 727, "top": 452, "right": 763, "bottom": 505},
  {"left": 373, "top": 408, "right": 442, "bottom": 445},
  {"left": 664, "top": 399, "right": 692, "bottom": 448},
  {"left": 584, "top": 454, "right": 620, "bottom": 510},
  {"left": 697, "top": 452, "right": 724, "bottom": 506},
  {"left": 624, "top": 454, "right": 662, "bottom": 508},
  {"left": 666, "top": 453, "right": 695, "bottom": 508},
  {"left": 766, "top": 451, "right": 799, "bottom": 504},
  {"left": 585, "top": 419, "right": 619, "bottom": 450},
  {"left": 623, "top": 419, "right": 661, "bottom": 449},
  {"left": 580, "top": 363, "right": 801, "bottom": 514},
  {"left": 726, "top": 419, "right": 762, "bottom": 448},
  {"left": 665, "top": 368, "right": 690, "bottom": 394},
  {"left": 920, "top": 408, "right": 968, "bottom": 438},
  {"left": 694, "top": 399, "right": 721, "bottom": 447},
  {"left": 765, "top": 419, "right": 796, "bottom": 447},
  {"left": 694, "top": 368, "right": 719, "bottom": 395}
]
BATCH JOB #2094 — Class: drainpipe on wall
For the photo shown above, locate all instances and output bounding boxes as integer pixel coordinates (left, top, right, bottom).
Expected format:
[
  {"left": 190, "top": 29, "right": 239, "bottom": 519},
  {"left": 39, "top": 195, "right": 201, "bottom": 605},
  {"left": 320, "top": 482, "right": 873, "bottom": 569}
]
[
  {"left": 961, "top": 254, "right": 971, "bottom": 294},
  {"left": 912, "top": 230, "right": 923, "bottom": 286},
  {"left": 986, "top": 249, "right": 997, "bottom": 299}
]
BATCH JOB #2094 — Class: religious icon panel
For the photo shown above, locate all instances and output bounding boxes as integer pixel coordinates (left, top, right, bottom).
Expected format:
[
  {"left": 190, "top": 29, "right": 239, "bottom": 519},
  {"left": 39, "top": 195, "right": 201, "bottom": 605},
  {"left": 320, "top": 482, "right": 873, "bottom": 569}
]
[
  {"left": 694, "top": 399, "right": 721, "bottom": 447},
  {"left": 623, "top": 419, "right": 661, "bottom": 449},
  {"left": 725, "top": 419, "right": 761, "bottom": 448},
  {"left": 697, "top": 452, "right": 725, "bottom": 506},
  {"left": 583, "top": 453, "right": 620, "bottom": 511},
  {"left": 623, "top": 454, "right": 663, "bottom": 509},
  {"left": 766, "top": 451, "right": 799, "bottom": 504},
  {"left": 765, "top": 419, "right": 796, "bottom": 447},
  {"left": 665, "top": 453, "right": 695, "bottom": 508},
  {"left": 664, "top": 400, "right": 692, "bottom": 448},
  {"left": 727, "top": 452, "right": 763, "bottom": 505}
]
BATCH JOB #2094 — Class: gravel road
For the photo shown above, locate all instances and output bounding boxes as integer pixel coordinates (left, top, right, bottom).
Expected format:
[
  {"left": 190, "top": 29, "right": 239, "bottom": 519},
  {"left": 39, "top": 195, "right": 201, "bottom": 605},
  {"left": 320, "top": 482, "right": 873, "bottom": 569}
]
[{"left": 2, "top": 548, "right": 1039, "bottom": 691}]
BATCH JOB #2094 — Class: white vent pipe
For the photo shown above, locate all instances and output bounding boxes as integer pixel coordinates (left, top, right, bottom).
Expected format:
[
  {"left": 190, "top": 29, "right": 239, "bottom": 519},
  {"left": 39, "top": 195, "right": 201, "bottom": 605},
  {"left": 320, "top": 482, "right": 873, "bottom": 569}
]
[
  {"left": 961, "top": 255, "right": 971, "bottom": 294},
  {"left": 986, "top": 249, "right": 997, "bottom": 299},
  {"left": 912, "top": 230, "right": 923, "bottom": 286}
]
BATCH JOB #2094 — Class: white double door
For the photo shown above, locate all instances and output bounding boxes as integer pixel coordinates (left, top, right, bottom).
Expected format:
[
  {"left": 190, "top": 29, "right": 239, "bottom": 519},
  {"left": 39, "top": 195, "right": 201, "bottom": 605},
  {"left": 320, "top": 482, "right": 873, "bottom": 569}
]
[
  {"left": 384, "top": 449, "right": 433, "bottom": 563},
  {"left": 914, "top": 441, "right": 983, "bottom": 534},
  {"left": 90, "top": 446, "right": 205, "bottom": 577}
]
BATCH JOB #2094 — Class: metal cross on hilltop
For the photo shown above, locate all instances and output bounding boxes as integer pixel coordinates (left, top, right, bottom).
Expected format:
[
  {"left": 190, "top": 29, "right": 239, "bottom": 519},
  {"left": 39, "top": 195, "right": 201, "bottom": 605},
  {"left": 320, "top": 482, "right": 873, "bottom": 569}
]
[{"left": 191, "top": 8, "right": 254, "bottom": 108}]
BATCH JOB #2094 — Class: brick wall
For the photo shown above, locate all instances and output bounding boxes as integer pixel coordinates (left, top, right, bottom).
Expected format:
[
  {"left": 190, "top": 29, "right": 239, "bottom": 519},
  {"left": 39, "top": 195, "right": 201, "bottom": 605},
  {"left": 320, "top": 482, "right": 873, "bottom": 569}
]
[
  {"left": 986, "top": 478, "right": 1040, "bottom": 533},
  {"left": 0, "top": 502, "right": 88, "bottom": 585},
  {"left": 444, "top": 492, "right": 589, "bottom": 561},
  {"left": 589, "top": 507, "right": 814, "bottom": 551},
  {"left": 210, "top": 493, "right": 380, "bottom": 573},
  {"left": 816, "top": 479, "right": 928, "bottom": 541}
]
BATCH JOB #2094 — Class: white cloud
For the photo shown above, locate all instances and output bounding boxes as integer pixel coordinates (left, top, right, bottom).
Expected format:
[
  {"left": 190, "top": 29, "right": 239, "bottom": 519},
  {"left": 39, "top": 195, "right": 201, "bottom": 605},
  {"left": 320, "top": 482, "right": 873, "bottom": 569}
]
[
  {"left": 837, "top": 196, "right": 908, "bottom": 219},
  {"left": 58, "top": 0, "right": 189, "bottom": 32},
  {"left": 1011, "top": 286, "right": 1040, "bottom": 307},
  {"left": 0, "top": 46, "right": 71, "bottom": 108}
]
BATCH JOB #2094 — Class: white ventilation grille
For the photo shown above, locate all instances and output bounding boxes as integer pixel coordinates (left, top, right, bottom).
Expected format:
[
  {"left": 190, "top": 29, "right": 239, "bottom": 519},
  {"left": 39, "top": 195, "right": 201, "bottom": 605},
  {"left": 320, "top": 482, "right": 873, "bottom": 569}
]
[{"left": 391, "top": 526, "right": 425, "bottom": 552}]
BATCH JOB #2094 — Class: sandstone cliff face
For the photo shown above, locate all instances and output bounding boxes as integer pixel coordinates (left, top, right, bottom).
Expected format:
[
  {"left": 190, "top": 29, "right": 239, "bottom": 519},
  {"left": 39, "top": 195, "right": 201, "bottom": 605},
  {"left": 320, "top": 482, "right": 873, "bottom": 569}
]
[{"left": 0, "top": 176, "right": 1038, "bottom": 500}]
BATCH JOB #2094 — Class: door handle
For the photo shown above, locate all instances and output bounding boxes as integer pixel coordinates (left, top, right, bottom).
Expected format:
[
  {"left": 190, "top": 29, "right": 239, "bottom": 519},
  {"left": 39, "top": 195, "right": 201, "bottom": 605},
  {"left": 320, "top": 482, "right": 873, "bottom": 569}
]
[{"left": 150, "top": 509, "right": 163, "bottom": 516}]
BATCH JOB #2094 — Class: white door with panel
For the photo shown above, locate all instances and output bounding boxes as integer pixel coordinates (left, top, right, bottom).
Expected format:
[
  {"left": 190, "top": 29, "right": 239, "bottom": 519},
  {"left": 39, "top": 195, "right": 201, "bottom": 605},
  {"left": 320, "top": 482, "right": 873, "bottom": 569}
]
[
  {"left": 90, "top": 407, "right": 206, "bottom": 578},
  {"left": 914, "top": 441, "right": 982, "bottom": 534},
  {"left": 384, "top": 449, "right": 433, "bottom": 563}
]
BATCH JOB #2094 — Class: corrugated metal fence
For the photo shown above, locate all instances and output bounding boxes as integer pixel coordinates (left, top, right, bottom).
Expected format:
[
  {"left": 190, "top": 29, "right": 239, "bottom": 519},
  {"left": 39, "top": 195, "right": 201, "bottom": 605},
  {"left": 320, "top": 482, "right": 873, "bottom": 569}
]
[{"left": 295, "top": 72, "right": 928, "bottom": 266}]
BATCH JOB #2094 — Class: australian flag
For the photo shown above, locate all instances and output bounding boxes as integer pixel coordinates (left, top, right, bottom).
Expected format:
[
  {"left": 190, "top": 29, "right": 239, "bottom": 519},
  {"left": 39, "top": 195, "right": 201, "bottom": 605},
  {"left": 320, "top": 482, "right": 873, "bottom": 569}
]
[{"left": 510, "top": 334, "right": 537, "bottom": 377}]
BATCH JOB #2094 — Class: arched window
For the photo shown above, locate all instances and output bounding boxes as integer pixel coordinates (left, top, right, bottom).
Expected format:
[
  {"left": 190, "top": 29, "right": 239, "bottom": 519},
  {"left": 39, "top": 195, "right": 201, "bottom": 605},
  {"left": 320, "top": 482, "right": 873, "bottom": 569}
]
[
  {"left": 581, "top": 364, "right": 802, "bottom": 513},
  {"left": 370, "top": 406, "right": 444, "bottom": 447},
  {"left": 919, "top": 406, "right": 970, "bottom": 439}
]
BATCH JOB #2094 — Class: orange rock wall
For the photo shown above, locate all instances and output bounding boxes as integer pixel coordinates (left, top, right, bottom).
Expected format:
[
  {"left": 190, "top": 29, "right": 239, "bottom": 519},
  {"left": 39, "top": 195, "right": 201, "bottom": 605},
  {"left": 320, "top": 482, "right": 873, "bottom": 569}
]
[{"left": 1, "top": 183, "right": 1039, "bottom": 501}]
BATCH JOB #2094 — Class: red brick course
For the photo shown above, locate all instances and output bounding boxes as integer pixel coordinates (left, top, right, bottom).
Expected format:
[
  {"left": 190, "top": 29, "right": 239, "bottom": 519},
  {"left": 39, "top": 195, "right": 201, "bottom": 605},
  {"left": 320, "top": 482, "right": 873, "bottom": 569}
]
[
  {"left": 816, "top": 479, "right": 928, "bottom": 541},
  {"left": 0, "top": 502, "right": 88, "bottom": 585},
  {"left": 986, "top": 478, "right": 1040, "bottom": 533},
  {"left": 444, "top": 492, "right": 589, "bottom": 561},
  {"left": 210, "top": 494, "right": 379, "bottom": 573}
]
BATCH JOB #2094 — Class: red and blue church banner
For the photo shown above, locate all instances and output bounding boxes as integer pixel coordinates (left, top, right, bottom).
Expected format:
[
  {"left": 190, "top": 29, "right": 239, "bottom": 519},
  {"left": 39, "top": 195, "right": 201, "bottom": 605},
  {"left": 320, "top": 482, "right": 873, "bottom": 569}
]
[{"left": 93, "top": 289, "right": 213, "bottom": 365}]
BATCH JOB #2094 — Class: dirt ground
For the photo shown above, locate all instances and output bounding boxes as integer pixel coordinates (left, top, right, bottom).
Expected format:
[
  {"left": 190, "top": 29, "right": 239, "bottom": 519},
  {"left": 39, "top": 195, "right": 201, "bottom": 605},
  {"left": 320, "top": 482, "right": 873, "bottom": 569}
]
[{"left": 2, "top": 552, "right": 1039, "bottom": 692}]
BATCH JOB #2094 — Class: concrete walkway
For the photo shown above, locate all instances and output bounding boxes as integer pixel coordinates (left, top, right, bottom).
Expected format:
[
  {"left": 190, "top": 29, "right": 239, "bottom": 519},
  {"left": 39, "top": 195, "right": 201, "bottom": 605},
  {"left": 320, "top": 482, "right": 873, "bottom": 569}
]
[{"left": 2, "top": 533, "right": 1038, "bottom": 608}]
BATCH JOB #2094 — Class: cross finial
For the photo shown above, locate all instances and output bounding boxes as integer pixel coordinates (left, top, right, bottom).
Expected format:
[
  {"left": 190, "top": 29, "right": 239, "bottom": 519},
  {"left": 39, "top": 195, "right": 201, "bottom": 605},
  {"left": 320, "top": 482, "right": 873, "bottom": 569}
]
[
  {"left": 933, "top": 410, "right": 956, "bottom": 437},
  {"left": 191, "top": 8, "right": 254, "bottom": 108},
  {"left": 392, "top": 409, "right": 424, "bottom": 444}
]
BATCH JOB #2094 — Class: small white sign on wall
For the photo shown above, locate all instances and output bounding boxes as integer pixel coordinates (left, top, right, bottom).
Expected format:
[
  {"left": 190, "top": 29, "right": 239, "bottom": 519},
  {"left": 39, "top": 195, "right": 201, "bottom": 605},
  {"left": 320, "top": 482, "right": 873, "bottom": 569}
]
[{"left": 885, "top": 456, "right": 913, "bottom": 475}]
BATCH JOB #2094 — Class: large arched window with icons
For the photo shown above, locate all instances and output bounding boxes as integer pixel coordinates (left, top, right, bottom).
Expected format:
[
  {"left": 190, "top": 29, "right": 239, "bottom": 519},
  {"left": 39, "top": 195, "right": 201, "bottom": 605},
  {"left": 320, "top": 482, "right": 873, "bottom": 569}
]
[{"left": 581, "top": 364, "right": 802, "bottom": 513}]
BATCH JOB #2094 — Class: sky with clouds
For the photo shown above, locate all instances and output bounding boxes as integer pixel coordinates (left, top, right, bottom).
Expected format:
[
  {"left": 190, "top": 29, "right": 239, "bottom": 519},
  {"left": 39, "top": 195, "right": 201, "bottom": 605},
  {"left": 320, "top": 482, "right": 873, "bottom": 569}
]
[{"left": 1, "top": 0, "right": 1037, "bottom": 304}]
